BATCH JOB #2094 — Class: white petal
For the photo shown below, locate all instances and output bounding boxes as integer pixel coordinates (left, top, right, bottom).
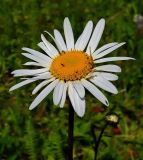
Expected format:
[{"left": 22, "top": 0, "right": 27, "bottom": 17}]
[
  {"left": 93, "top": 43, "right": 125, "bottom": 59},
  {"left": 38, "top": 42, "right": 55, "bottom": 58},
  {"left": 22, "top": 47, "right": 52, "bottom": 63},
  {"left": 92, "top": 42, "right": 118, "bottom": 58},
  {"left": 68, "top": 82, "right": 85, "bottom": 117},
  {"left": 41, "top": 34, "right": 59, "bottom": 57},
  {"left": 22, "top": 53, "right": 48, "bottom": 66},
  {"left": 29, "top": 79, "right": 59, "bottom": 110},
  {"left": 34, "top": 72, "right": 52, "bottom": 80},
  {"left": 23, "top": 62, "right": 42, "bottom": 67},
  {"left": 32, "top": 78, "right": 55, "bottom": 95},
  {"left": 78, "top": 97, "right": 86, "bottom": 117},
  {"left": 95, "top": 65, "right": 121, "bottom": 72},
  {"left": 73, "top": 92, "right": 85, "bottom": 117},
  {"left": 44, "top": 30, "right": 63, "bottom": 52},
  {"left": 81, "top": 79, "right": 109, "bottom": 106},
  {"left": 93, "top": 72, "right": 118, "bottom": 81},
  {"left": 9, "top": 79, "right": 36, "bottom": 91},
  {"left": 95, "top": 57, "right": 135, "bottom": 63},
  {"left": 59, "top": 83, "right": 68, "bottom": 108},
  {"left": 64, "top": 17, "right": 74, "bottom": 50},
  {"left": 73, "top": 81, "right": 85, "bottom": 98},
  {"left": 86, "top": 19, "right": 105, "bottom": 54},
  {"left": 90, "top": 76, "right": 118, "bottom": 94},
  {"left": 20, "top": 78, "right": 29, "bottom": 80},
  {"left": 68, "top": 82, "right": 75, "bottom": 107},
  {"left": 75, "top": 21, "right": 93, "bottom": 50},
  {"left": 53, "top": 81, "right": 65, "bottom": 105},
  {"left": 12, "top": 68, "right": 48, "bottom": 77},
  {"left": 54, "top": 29, "right": 67, "bottom": 51}
]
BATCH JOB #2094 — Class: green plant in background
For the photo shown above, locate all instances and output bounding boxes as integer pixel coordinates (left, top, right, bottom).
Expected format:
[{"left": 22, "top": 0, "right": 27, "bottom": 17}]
[
  {"left": 24, "top": 118, "right": 37, "bottom": 160},
  {"left": 0, "top": 0, "right": 143, "bottom": 160}
]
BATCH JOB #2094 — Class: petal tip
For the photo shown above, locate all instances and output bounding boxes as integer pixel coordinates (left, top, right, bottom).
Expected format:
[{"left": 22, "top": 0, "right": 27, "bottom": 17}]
[
  {"left": 54, "top": 29, "right": 57, "bottom": 33},
  {"left": 32, "top": 91, "right": 35, "bottom": 95},
  {"left": 64, "top": 17, "right": 69, "bottom": 21},
  {"left": 99, "top": 18, "right": 105, "bottom": 23},
  {"left": 77, "top": 112, "right": 85, "bottom": 118},
  {"left": 41, "top": 34, "right": 44, "bottom": 39},
  {"left": 88, "top": 20, "right": 93, "bottom": 25},
  {"left": 105, "top": 100, "right": 109, "bottom": 106},
  {"left": 122, "top": 42, "right": 126, "bottom": 45},
  {"left": 29, "top": 105, "right": 34, "bottom": 110},
  {"left": 132, "top": 58, "right": 136, "bottom": 60},
  {"left": 114, "top": 91, "right": 118, "bottom": 95},
  {"left": 9, "top": 88, "right": 13, "bottom": 92}
]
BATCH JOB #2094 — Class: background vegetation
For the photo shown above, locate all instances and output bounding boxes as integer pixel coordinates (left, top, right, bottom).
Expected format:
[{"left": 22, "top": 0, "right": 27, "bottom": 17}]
[{"left": 0, "top": 0, "right": 143, "bottom": 159}]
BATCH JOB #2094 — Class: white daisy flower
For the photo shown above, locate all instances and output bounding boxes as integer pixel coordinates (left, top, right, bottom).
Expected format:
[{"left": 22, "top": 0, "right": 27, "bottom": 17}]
[{"left": 9, "top": 17, "right": 134, "bottom": 117}]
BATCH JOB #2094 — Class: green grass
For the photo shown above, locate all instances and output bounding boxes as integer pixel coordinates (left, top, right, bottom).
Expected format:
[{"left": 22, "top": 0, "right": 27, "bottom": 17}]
[{"left": 0, "top": 0, "right": 143, "bottom": 159}]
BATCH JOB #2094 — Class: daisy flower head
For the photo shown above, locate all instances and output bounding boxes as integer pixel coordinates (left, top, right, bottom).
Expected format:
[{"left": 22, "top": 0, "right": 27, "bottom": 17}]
[{"left": 10, "top": 17, "right": 134, "bottom": 117}]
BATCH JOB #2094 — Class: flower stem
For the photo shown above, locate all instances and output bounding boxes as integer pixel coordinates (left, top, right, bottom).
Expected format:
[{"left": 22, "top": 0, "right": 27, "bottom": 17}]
[
  {"left": 94, "top": 123, "right": 108, "bottom": 160},
  {"left": 68, "top": 101, "right": 74, "bottom": 160}
]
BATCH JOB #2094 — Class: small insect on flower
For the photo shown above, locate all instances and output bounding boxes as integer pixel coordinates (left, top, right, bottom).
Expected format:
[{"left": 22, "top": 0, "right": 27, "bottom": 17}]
[{"left": 9, "top": 17, "right": 135, "bottom": 117}]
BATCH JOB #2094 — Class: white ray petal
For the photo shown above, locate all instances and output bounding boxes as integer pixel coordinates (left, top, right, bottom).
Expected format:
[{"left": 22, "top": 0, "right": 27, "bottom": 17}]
[
  {"left": 38, "top": 42, "right": 54, "bottom": 58},
  {"left": 36, "top": 72, "right": 51, "bottom": 77},
  {"left": 22, "top": 53, "right": 48, "bottom": 66},
  {"left": 29, "top": 79, "right": 59, "bottom": 110},
  {"left": 75, "top": 21, "right": 93, "bottom": 50},
  {"left": 95, "top": 65, "right": 121, "bottom": 72},
  {"left": 41, "top": 34, "right": 59, "bottom": 57},
  {"left": 92, "top": 72, "right": 118, "bottom": 81},
  {"left": 59, "top": 83, "right": 68, "bottom": 108},
  {"left": 64, "top": 17, "right": 74, "bottom": 50},
  {"left": 73, "top": 81, "right": 85, "bottom": 98},
  {"left": 20, "top": 78, "right": 29, "bottom": 80},
  {"left": 23, "top": 62, "right": 42, "bottom": 67},
  {"left": 93, "top": 43, "right": 125, "bottom": 59},
  {"left": 68, "top": 82, "right": 85, "bottom": 117},
  {"left": 78, "top": 96, "right": 86, "bottom": 117},
  {"left": 32, "top": 78, "right": 55, "bottom": 95},
  {"left": 95, "top": 57, "right": 135, "bottom": 63},
  {"left": 81, "top": 79, "right": 109, "bottom": 106},
  {"left": 90, "top": 76, "right": 118, "bottom": 94},
  {"left": 86, "top": 19, "right": 105, "bottom": 54},
  {"left": 22, "top": 47, "right": 52, "bottom": 62},
  {"left": 53, "top": 81, "right": 65, "bottom": 105},
  {"left": 54, "top": 29, "right": 67, "bottom": 51},
  {"left": 33, "top": 72, "right": 52, "bottom": 80},
  {"left": 92, "top": 42, "right": 118, "bottom": 58},
  {"left": 9, "top": 79, "right": 37, "bottom": 91},
  {"left": 73, "top": 90, "right": 85, "bottom": 117},
  {"left": 68, "top": 82, "right": 75, "bottom": 107},
  {"left": 12, "top": 68, "right": 48, "bottom": 77},
  {"left": 44, "top": 30, "right": 63, "bottom": 52}
]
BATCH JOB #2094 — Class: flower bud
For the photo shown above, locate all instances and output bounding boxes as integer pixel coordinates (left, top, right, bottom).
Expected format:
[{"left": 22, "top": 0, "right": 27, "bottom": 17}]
[{"left": 105, "top": 114, "right": 119, "bottom": 125}]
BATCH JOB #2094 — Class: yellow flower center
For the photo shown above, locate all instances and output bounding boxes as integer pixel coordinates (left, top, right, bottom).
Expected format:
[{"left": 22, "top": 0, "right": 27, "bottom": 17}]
[{"left": 50, "top": 51, "right": 94, "bottom": 81}]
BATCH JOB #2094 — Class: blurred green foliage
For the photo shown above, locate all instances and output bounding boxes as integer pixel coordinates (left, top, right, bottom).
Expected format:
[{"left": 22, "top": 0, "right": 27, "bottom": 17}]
[{"left": 0, "top": 0, "right": 143, "bottom": 159}]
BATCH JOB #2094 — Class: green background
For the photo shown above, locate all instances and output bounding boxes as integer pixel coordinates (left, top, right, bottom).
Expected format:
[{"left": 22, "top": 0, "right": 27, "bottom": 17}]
[{"left": 0, "top": 0, "right": 143, "bottom": 159}]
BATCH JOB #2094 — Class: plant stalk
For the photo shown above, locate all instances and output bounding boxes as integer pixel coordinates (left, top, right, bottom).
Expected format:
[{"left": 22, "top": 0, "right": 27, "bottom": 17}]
[
  {"left": 68, "top": 101, "right": 74, "bottom": 160},
  {"left": 94, "top": 123, "right": 108, "bottom": 160}
]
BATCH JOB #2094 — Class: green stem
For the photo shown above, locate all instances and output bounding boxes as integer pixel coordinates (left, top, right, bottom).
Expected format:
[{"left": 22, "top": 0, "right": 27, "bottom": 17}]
[
  {"left": 68, "top": 101, "right": 74, "bottom": 160},
  {"left": 94, "top": 123, "right": 108, "bottom": 160}
]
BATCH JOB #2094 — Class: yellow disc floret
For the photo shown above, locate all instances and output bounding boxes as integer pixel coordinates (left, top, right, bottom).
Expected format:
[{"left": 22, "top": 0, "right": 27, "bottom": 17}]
[{"left": 50, "top": 51, "right": 94, "bottom": 81}]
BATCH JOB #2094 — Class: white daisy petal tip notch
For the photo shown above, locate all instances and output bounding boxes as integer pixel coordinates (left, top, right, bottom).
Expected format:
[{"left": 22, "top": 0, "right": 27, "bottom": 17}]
[{"left": 9, "top": 17, "right": 134, "bottom": 117}]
